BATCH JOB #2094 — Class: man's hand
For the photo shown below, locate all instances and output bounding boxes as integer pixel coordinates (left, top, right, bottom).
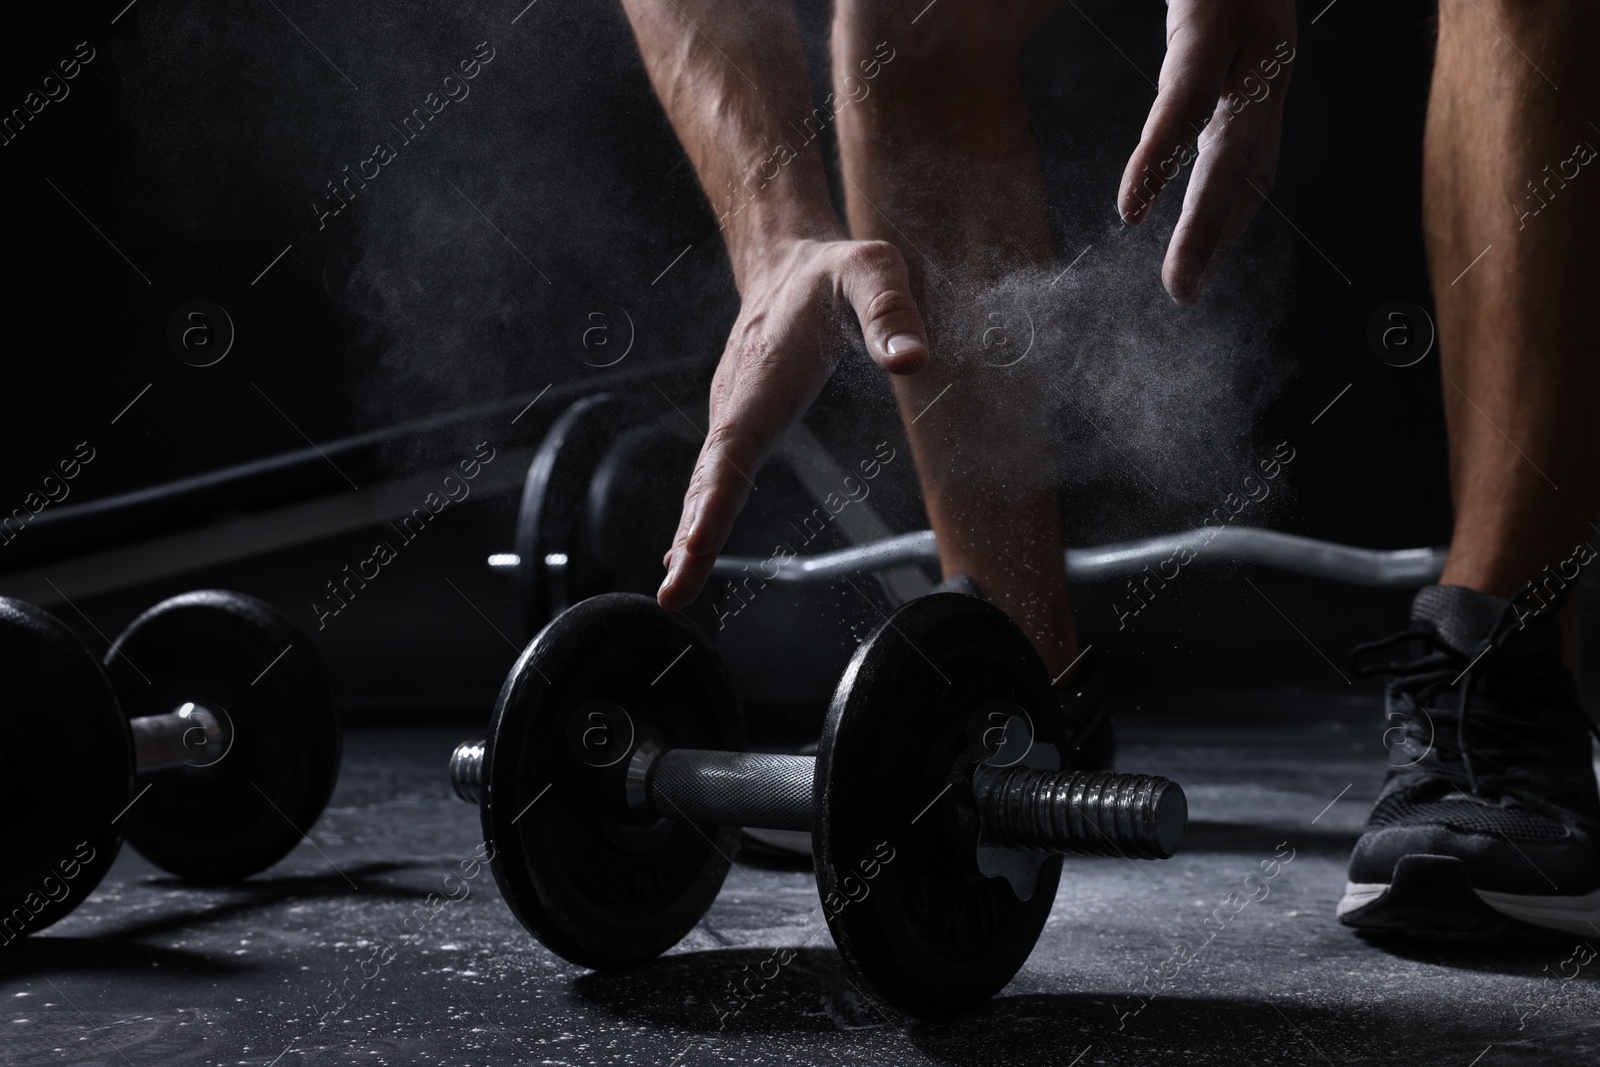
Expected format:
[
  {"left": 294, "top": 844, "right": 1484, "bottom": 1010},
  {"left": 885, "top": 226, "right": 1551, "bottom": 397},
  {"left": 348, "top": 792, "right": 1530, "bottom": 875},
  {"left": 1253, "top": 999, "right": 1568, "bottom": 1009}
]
[
  {"left": 657, "top": 237, "right": 928, "bottom": 609},
  {"left": 1118, "top": 0, "right": 1297, "bottom": 305}
]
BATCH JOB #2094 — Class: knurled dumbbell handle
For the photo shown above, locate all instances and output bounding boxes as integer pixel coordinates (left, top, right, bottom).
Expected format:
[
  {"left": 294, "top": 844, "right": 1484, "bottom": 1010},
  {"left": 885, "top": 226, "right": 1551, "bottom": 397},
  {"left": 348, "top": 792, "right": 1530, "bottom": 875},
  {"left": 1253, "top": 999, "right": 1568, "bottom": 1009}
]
[
  {"left": 645, "top": 750, "right": 814, "bottom": 831},
  {"left": 446, "top": 743, "right": 814, "bottom": 828}
]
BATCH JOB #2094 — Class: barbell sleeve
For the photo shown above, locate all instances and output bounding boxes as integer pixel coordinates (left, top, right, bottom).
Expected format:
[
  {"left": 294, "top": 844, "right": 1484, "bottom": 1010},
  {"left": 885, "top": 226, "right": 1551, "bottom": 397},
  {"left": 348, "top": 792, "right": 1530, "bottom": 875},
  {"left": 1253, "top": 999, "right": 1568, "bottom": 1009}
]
[
  {"left": 130, "top": 702, "right": 228, "bottom": 773},
  {"left": 973, "top": 767, "right": 1186, "bottom": 860}
]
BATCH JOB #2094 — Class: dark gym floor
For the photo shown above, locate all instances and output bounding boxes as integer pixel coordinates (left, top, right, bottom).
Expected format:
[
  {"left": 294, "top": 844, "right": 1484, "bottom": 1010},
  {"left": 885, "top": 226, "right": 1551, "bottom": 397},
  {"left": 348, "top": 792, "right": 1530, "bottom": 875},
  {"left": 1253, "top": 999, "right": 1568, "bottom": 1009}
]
[{"left": 7, "top": 691, "right": 1597, "bottom": 1067}]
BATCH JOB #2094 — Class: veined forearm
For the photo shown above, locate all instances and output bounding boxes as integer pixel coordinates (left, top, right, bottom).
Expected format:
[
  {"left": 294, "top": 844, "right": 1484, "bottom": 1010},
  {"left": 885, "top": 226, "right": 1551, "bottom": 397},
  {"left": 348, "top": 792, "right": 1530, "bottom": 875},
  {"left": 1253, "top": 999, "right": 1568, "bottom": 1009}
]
[{"left": 619, "top": 0, "right": 842, "bottom": 286}]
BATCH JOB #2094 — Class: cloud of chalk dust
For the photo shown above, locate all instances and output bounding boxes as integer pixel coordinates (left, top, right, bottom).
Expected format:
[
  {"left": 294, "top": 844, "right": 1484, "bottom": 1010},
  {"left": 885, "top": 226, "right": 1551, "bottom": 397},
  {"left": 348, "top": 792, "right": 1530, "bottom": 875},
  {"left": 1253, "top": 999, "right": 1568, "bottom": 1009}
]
[
  {"left": 102, "top": 0, "right": 718, "bottom": 473},
  {"left": 322, "top": 1, "right": 697, "bottom": 470},
  {"left": 928, "top": 187, "right": 1297, "bottom": 545},
  {"left": 100, "top": 0, "right": 1289, "bottom": 497},
  {"left": 1047, "top": 203, "right": 1296, "bottom": 539},
  {"left": 823, "top": 157, "right": 1295, "bottom": 549}
]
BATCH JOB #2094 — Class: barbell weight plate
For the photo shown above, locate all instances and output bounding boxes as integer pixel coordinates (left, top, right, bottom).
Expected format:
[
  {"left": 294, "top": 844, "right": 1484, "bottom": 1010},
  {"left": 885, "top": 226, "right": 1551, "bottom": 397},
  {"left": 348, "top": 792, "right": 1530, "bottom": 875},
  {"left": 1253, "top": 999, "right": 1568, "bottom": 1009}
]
[
  {"left": 482, "top": 592, "right": 743, "bottom": 968},
  {"left": 587, "top": 423, "right": 700, "bottom": 594},
  {"left": 814, "top": 592, "right": 1068, "bottom": 1016},
  {"left": 0, "top": 598, "right": 129, "bottom": 937},
  {"left": 103, "top": 590, "right": 340, "bottom": 882},
  {"left": 513, "top": 393, "right": 660, "bottom": 636}
]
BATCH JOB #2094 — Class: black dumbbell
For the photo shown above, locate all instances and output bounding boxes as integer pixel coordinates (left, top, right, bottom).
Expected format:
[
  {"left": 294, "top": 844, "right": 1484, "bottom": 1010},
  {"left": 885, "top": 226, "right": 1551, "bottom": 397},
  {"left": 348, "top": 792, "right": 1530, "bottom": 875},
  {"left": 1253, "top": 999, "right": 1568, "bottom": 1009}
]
[
  {"left": 446, "top": 590, "right": 1185, "bottom": 1016},
  {"left": 0, "top": 590, "right": 340, "bottom": 941}
]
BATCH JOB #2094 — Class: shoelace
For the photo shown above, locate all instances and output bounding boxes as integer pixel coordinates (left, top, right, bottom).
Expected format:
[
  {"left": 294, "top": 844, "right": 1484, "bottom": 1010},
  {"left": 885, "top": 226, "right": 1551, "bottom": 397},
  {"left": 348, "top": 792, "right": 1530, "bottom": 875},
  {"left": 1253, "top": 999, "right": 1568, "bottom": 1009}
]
[{"left": 1351, "top": 624, "right": 1600, "bottom": 800}]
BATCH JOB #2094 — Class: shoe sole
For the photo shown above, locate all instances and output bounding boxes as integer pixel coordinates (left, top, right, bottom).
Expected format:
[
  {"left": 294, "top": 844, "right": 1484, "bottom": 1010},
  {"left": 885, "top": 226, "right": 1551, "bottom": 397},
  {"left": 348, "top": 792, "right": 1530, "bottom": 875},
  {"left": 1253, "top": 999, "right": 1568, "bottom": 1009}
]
[{"left": 1339, "top": 854, "right": 1600, "bottom": 939}]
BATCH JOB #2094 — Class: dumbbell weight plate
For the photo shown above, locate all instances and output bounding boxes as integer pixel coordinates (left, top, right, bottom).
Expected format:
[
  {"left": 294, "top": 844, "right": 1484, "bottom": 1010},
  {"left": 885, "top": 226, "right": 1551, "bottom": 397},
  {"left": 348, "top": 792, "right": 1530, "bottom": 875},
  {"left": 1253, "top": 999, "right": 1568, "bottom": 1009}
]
[
  {"left": 515, "top": 393, "right": 689, "bottom": 635},
  {"left": 482, "top": 592, "right": 742, "bottom": 967},
  {"left": 103, "top": 591, "right": 340, "bottom": 882},
  {"left": 0, "top": 598, "right": 129, "bottom": 936},
  {"left": 814, "top": 592, "right": 1068, "bottom": 1015}
]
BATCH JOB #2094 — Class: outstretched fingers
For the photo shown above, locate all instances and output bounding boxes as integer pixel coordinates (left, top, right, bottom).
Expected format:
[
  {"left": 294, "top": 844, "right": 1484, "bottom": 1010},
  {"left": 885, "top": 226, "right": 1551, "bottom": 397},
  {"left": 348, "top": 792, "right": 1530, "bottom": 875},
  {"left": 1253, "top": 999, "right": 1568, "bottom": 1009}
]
[
  {"left": 1121, "top": 0, "right": 1296, "bottom": 304},
  {"left": 1163, "top": 84, "right": 1283, "bottom": 304},
  {"left": 655, "top": 238, "right": 929, "bottom": 611},
  {"left": 1119, "top": 23, "right": 1233, "bottom": 227},
  {"left": 658, "top": 420, "right": 762, "bottom": 610}
]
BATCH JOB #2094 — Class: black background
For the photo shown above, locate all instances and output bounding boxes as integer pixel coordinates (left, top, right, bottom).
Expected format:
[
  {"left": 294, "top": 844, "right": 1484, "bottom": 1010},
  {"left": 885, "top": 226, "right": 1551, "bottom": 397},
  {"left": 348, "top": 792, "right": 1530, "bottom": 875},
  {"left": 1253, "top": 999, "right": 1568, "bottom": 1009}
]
[{"left": 0, "top": 1, "right": 1450, "bottom": 729}]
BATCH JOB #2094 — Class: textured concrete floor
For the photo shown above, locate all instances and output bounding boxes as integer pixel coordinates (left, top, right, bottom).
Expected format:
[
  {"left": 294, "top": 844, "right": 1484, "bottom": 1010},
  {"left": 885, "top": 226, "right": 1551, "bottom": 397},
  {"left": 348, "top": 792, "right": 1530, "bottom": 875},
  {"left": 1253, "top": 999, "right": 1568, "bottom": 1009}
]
[{"left": 4, "top": 694, "right": 1599, "bottom": 1066}]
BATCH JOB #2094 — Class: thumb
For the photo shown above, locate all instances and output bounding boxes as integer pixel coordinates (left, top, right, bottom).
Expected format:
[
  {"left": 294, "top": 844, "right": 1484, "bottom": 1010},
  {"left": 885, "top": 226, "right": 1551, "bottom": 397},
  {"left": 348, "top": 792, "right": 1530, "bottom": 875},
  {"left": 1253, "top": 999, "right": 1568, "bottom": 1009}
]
[{"left": 838, "top": 240, "right": 928, "bottom": 374}]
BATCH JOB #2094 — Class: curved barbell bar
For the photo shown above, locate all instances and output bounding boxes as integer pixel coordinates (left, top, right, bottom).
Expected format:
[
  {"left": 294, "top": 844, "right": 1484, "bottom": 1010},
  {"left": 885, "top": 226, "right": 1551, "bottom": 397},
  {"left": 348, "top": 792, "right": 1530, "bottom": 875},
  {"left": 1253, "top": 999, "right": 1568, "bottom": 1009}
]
[{"left": 489, "top": 525, "right": 1448, "bottom": 590}]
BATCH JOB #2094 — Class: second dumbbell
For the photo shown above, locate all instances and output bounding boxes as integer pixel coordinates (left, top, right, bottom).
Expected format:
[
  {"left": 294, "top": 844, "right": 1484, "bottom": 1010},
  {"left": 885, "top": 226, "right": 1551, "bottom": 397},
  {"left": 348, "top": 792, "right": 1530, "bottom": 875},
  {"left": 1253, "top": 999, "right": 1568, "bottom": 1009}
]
[{"left": 0, "top": 590, "right": 340, "bottom": 941}]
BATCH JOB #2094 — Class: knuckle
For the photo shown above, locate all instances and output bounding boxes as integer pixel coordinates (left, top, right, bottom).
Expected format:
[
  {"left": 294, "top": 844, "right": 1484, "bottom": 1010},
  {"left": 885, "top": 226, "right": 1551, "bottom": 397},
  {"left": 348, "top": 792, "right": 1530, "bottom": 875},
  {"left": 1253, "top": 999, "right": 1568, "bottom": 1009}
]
[
  {"left": 739, "top": 347, "right": 784, "bottom": 387},
  {"left": 718, "top": 336, "right": 780, "bottom": 391},
  {"left": 1147, "top": 92, "right": 1209, "bottom": 150},
  {"left": 704, "top": 420, "right": 759, "bottom": 463},
  {"left": 1151, "top": 81, "right": 1200, "bottom": 116},
  {"left": 1233, "top": 141, "right": 1275, "bottom": 194},
  {"left": 861, "top": 288, "right": 918, "bottom": 328},
  {"left": 843, "top": 239, "right": 902, "bottom": 276}
]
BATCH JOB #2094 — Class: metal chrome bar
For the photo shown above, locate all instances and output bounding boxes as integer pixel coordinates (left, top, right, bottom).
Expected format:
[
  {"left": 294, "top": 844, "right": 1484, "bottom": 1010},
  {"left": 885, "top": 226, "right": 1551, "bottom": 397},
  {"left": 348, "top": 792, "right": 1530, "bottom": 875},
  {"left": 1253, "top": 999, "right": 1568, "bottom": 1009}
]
[
  {"left": 488, "top": 526, "right": 1448, "bottom": 590},
  {"left": 450, "top": 740, "right": 486, "bottom": 803},
  {"left": 130, "top": 703, "right": 228, "bottom": 773},
  {"left": 1059, "top": 526, "right": 1447, "bottom": 588}
]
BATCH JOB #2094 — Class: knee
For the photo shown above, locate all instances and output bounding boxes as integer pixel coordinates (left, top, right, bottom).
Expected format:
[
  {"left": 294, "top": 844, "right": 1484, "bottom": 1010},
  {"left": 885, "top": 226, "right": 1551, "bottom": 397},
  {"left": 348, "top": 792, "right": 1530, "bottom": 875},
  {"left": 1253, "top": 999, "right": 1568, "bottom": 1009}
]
[
  {"left": 828, "top": 23, "right": 901, "bottom": 110},
  {"left": 1440, "top": 0, "right": 1584, "bottom": 29},
  {"left": 831, "top": 1, "right": 1047, "bottom": 91}
]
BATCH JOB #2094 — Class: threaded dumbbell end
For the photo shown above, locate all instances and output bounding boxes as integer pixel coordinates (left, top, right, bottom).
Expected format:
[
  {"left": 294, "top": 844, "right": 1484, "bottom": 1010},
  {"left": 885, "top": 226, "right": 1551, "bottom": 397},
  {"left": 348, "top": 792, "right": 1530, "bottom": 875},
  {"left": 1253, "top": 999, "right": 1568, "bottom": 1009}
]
[
  {"left": 975, "top": 768, "right": 1186, "bottom": 860},
  {"left": 450, "top": 740, "right": 486, "bottom": 804}
]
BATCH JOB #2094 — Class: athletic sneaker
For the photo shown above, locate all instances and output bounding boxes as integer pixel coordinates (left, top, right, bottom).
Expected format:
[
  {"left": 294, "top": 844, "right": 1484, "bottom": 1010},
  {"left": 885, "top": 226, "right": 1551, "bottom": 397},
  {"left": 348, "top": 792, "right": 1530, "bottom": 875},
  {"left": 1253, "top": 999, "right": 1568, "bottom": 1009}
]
[{"left": 1338, "top": 583, "right": 1600, "bottom": 939}]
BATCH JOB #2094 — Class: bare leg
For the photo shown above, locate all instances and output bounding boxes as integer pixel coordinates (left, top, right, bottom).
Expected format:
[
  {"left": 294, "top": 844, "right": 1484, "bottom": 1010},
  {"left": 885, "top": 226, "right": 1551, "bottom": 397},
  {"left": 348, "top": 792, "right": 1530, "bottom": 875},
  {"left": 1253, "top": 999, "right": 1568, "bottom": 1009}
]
[
  {"left": 1427, "top": 0, "right": 1600, "bottom": 653},
  {"left": 832, "top": 2, "right": 1078, "bottom": 675}
]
